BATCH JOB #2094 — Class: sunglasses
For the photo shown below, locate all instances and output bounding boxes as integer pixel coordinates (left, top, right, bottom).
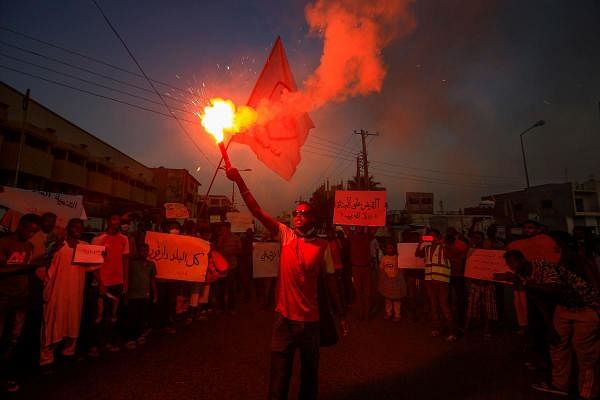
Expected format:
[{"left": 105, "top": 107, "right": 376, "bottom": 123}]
[{"left": 292, "top": 210, "right": 313, "bottom": 217}]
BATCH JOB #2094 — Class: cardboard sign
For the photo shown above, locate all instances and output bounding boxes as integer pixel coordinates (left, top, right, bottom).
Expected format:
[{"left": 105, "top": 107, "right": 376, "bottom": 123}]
[
  {"left": 145, "top": 231, "right": 210, "bottom": 282},
  {"left": 164, "top": 203, "right": 190, "bottom": 219},
  {"left": 73, "top": 244, "right": 105, "bottom": 264},
  {"left": 0, "top": 187, "right": 87, "bottom": 228},
  {"left": 333, "top": 190, "right": 387, "bottom": 226},
  {"left": 226, "top": 212, "right": 254, "bottom": 233},
  {"left": 397, "top": 243, "right": 425, "bottom": 269},
  {"left": 253, "top": 242, "right": 280, "bottom": 278},
  {"left": 464, "top": 249, "right": 512, "bottom": 283}
]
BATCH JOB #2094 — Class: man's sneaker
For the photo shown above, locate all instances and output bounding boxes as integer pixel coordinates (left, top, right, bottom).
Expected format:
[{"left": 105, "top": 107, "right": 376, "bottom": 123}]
[
  {"left": 5, "top": 380, "right": 20, "bottom": 393},
  {"left": 87, "top": 346, "right": 100, "bottom": 359},
  {"left": 430, "top": 330, "right": 440, "bottom": 337},
  {"left": 196, "top": 314, "right": 208, "bottom": 321},
  {"left": 125, "top": 341, "right": 137, "bottom": 350},
  {"left": 104, "top": 344, "right": 120, "bottom": 353},
  {"left": 531, "top": 382, "right": 568, "bottom": 396},
  {"left": 165, "top": 326, "right": 177, "bottom": 335},
  {"left": 383, "top": 314, "right": 392, "bottom": 320},
  {"left": 446, "top": 334, "right": 458, "bottom": 343},
  {"left": 392, "top": 316, "right": 401, "bottom": 323},
  {"left": 136, "top": 336, "right": 147, "bottom": 345}
]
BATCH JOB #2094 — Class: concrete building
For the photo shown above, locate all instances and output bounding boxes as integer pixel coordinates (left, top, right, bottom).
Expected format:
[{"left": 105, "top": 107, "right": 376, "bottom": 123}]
[
  {"left": 198, "top": 194, "right": 232, "bottom": 222},
  {"left": 152, "top": 167, "right": 201, "bottom": 217},
  {"left": 0, "top": 82, "right": 158, "bottom": 217},
  {"left": 484, "top": 179, "right": 600, "bottom": 234}
]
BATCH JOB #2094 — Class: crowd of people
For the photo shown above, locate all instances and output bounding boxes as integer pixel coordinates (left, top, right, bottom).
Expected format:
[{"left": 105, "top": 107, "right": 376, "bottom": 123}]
[{"left": 0, "top": 206, "right": 598, "bottom": 399}]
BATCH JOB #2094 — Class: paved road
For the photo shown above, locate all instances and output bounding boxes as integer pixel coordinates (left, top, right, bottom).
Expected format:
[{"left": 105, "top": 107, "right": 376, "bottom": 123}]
[{"left": 14, "top": 303, "right": 553, "bottom": 400}]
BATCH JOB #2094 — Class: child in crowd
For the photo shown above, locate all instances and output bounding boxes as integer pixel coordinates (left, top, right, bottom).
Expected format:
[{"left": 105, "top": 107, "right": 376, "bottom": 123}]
[
  {"left": 125, "top": 243, "right": 157, "bottom": 349},
  {"left": 378, "top": 241, "right": 407, "bottom": 322}
]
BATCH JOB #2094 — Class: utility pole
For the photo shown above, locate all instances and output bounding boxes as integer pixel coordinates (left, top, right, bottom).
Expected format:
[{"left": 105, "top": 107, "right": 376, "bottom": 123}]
[
  {"left": 354, "top": 129, "right": 378, "bottom": 189},
  {"left": 14, "top": 89, "right": 30, "bottom": 187}
]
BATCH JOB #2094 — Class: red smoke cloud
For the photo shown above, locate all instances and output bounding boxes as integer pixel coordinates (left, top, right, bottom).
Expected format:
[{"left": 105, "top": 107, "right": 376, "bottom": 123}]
[{"left": 257, "top": 0, "right": 416, "bottom": 122}]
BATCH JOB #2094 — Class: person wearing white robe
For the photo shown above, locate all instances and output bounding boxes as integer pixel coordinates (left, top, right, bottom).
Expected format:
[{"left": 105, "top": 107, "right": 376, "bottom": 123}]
[{"left": 40, "top": 219, "right": 98, "bottom": 366}]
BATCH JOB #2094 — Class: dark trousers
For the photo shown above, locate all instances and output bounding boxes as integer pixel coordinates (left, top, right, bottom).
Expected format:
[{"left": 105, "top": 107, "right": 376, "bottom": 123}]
[
  {"left": 450, "top": 277, "right": 467, "bottom": 328},
  {"left": 216, "top": 269, "right": 238, "bottom": 312},
  {"left": 352, "top": 266, "right": 372, "bottom": 319},
  {"left": 155, "top": 281, "right": 177, "bottom": 329},
  {"left": 269, "top": 313, "right": 320, "bottom": 400},
  {"left": 125, "top": 298, "right": 150, "bottom": 340},
  {"left": 425, "top": 280, "right": 456, "bottom": 334},
  {"left": 0, "top": 298, "right": 27, "bottom": 378}
]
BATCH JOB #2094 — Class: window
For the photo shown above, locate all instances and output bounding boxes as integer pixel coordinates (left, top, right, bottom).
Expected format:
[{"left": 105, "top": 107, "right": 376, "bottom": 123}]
[
  {"left": 68, "top": 152, "right": 85, "bottom": 166},
  {"left": 52, "top": 148, "right": 67, "bottom": 160},
  {"left": 86, "top": 162, "right": 97, "bottom": 171},
  {"left": 3, "top": 129, "right": 20, "bottom": 143},
  {"left": 97, "top": 165, "right": 111, "bottom": 176},
  {"left": 575, "top": 198, "right": 584, "bottom": 212},
  {"left": 541, "top": 200, "right": 553, "bottom": 209},
  {"left": 25, "top": 134, "right": 49, "bottom": 151}
]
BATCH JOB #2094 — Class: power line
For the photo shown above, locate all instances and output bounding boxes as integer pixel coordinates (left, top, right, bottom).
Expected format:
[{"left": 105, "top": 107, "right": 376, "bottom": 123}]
[
  {"left": 0, "top": 25, "right": 189, "bottom": 94},
  {"left": 0, "top": 52, "right": 190, "bottom": 114},
  {"left": 0, "top": 64, "right": 195, "bottom": 122},
  {"left": 0, "top": 40, "right": 191, "bottom": 107},
  {"left": 90, "top": 0, "right": 216, "bottom": 168}
]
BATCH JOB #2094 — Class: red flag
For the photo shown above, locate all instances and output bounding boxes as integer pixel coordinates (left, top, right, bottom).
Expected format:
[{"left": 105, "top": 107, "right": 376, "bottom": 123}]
[{"left": 233, "top": 37, "right": 314, "bottom": 180}]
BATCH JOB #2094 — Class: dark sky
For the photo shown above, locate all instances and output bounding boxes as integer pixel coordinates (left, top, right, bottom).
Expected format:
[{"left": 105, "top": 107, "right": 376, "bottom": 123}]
[{"left": 1, "top": 0, "right": 599, "bottom": 215}]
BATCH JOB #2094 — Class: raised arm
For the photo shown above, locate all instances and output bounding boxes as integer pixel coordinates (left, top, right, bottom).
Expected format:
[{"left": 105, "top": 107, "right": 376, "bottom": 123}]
[{"left": 226, "top": 167, "right": 279, "bottom": 237}]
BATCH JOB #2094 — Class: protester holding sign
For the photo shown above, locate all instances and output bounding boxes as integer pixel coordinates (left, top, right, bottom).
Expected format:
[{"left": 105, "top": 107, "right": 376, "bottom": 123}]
[
  {"left": 124, "top": 243, "right": 157, "bottom": 349},
  {"left": 502, "top": 250, "right": 600, "bottom": 399},
  {"left": 378, "top": 241, "right": 407, "bottom": 322},
  {"left": 40, "top": 218, "right": 98, "bottom": 369},
  {"left": 0, "top": 213, "right": 40, "bottom": 392},
  {"left": 415, "top": 229, "right": 457, "bottom": 342},
  {"left": 464, "top": 232, "right": 498, "bottom": 336},
  {"left": 226, "top": 166, "right": 346, "bottom": 400},
  {"left": 90, "top": 213, "right": 130, "bottom": 353}
]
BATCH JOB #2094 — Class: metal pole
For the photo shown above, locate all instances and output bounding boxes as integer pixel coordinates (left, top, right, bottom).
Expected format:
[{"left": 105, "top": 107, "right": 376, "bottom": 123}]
[
  {"left": 14, "top": 89, "right": 30, "bottom": 187},
  {"left": 520, "top": 134, "right": 530, "bottom": 189}
]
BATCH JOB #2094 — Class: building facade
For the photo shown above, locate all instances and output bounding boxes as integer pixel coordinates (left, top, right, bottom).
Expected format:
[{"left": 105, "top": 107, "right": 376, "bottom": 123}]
[
  {"left": 152, "top": 167, "right": 201, "bottom": 218},
  {"left": 484, "top": 179, "right": 600, "bottom": 234},
  {"left": 0, "top": 82, "right": 158, "bottom": 217}
]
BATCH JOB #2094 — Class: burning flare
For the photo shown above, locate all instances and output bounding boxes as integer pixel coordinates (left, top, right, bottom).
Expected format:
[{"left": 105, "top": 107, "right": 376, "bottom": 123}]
[{"left": 198, "top": 98, "right": 257, "bottom": 143}]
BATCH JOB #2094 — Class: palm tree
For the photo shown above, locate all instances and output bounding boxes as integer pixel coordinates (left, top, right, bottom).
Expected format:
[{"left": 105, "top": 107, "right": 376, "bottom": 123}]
[{"left": 346, "top": 175, "right": 383, "bottom": 190}]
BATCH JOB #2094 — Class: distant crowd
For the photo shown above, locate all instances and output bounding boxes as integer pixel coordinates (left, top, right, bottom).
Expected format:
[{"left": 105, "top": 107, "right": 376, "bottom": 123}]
[{"left": 0, "top": 210, "right": 598, "bottom": 398}]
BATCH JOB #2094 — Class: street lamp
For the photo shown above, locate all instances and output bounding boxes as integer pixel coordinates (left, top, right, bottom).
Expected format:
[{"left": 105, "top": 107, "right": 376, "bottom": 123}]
[
  {"left": 519, "top": 120, "right": 545, "bottom": 189},
  {"left": 232, "top": 168, "right": 252, "bottom": 207}
]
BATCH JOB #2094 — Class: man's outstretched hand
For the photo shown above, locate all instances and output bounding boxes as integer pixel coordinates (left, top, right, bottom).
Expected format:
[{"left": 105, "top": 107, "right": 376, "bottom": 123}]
[{"left": 225, "top": 167, "right": 242, "bottom": 183}]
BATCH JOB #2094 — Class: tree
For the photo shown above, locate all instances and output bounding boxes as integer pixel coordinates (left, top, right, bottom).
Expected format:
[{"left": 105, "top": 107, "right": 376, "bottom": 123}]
[{"left": 346, "top": 175, "right": 383, "bottom": 190}]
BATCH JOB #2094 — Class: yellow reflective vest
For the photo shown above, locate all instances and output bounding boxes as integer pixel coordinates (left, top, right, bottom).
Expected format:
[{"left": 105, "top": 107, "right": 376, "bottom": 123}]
[{"left": 424, "top": 244, "right": 451, "bottom": 283}]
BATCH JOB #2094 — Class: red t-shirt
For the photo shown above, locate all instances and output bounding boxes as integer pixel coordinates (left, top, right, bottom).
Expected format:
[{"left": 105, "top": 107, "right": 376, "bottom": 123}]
[
  {"left": 507, "top": 234, "right": 561, "bottom": 264},
  {"left": 93, "top": 232, "right": 130, "bottom": 286},
  {"left": 348, "top": 233, "right": 372, "bottom": 267},
  {"left": 276, "top": 224, "right": 328, "bottom": 322}
]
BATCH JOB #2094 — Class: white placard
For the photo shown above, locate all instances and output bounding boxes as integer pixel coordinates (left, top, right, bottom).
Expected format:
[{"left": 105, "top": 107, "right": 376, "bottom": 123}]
[
  {"left": 0, "top": 187, "right": 87, "bottom": 228},
  {"left": 397, "top": 243, "right": 426, "bottom": 269},
  {"left": 164, "top": 203, "right": 190, "bottom": 219},
  {"left": 73, "top": 244, "right": 105, "bottom": 264},
  {"left": 253, "top": 242, "right": 280, "bottom": 278},
  {"left": 226, "top": 212, "right": 254, "bottom": 232},
  {"left": 464, "top": 249, "right": 512, "bottom": 283}
]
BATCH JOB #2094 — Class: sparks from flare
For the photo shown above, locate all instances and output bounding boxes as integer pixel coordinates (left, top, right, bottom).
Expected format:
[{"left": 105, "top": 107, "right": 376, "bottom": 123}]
[{"left": 197, "top": 98, "right": 257, "bottom": 143}]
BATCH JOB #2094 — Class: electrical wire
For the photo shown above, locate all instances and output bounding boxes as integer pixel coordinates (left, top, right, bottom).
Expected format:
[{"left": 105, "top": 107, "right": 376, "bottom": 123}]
[
  {"left": 0, "top": 25, "right": 188, "bottom": 94},
  {"left": 89, "top": 0, "right": 215, "bottom": 167}
]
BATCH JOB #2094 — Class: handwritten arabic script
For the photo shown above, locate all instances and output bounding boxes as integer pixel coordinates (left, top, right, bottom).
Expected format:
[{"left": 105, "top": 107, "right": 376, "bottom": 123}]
[
  {"left": 333, "top": 191, "right": 387, "bottom": 227},
  {"left": 145, "top": 231, "right": 210, "bottom": 282}
]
